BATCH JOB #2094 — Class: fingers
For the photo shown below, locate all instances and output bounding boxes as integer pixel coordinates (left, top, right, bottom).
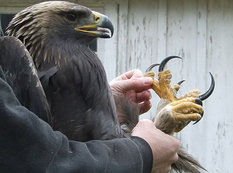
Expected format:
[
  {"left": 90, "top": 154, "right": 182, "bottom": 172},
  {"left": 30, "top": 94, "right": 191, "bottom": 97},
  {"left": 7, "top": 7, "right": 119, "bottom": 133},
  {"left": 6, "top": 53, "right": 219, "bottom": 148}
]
[
  {"left": 124, "top": 69, "right": 144, "bottom": 79},
  {"left": 112, "top": 69, "right": 144, "bottom": 81},
  {"left": 174, "top": 152, "right": 179, "bottom": 162},
  {"left": 154, "top": 152, "right": 178, "bottom": 173},
  {"left": 110, "top": 69, "right": 154, "bottom": 117},
  {"left": 135, "top": 90, "right": 151, "bottom": 103},
  {"left": 126, "top": 90, "right": 152, "bottom": 114},
  {"left": 139, "top": 100, "right": 151, "bottom": 114},
  {"left": 132, "top": 120, "right": 180, "bottom": 173},
  {"left": 110, "top": 77, "right": 153, "bottom": 96},
  {"left": 110, "top": 69, "right": 153, "bottom": 95},
  {"left": 121, "top": 77, "right": 153, "bottom": 92},
  {"left": 156, "top": 151, "right": 178, "bottom": 173}
]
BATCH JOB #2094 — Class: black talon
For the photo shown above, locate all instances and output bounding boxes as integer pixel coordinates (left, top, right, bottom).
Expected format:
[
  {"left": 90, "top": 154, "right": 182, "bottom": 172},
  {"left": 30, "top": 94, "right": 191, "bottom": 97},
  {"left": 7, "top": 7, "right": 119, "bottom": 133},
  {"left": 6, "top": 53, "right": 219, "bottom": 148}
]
[
  {"left": 193, "top": 73, "right": 214, "bottom": 125},
  {"left": 193, "top": 110, "right": 204, "bottom": 125},
  {"left": 195, "top": 98, "right": 203, "bottom": 106},
  {"left": 174, "top": 80, "right": 185, "bottom": 92},
  {"left": 158, "top": 56, "right": 182, "bottom": 72},
  {"left": 199, "top": 72, "right": 215, "bottom": 101},
  {"left": 193, "top": 99, "right": 203, "bottom": 125},
  {"left": 145, "top": 63, "right": 160, "bottom": 72},
  {"left": 193, "top": 98, "right": 204, "bottom": 125},
  {"left": 177, "top": 80, "right": 185, "bottom": 85},
  {"left": 193, "top": 111, "right": 204, "bottom": 125}
]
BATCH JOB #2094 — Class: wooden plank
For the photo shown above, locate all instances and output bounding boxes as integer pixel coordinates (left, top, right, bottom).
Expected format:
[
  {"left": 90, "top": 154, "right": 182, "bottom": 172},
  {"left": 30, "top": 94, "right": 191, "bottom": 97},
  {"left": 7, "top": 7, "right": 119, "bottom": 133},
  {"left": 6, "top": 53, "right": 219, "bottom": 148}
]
[
  {"left": 116, "top": 0, "right": 129, "bottom": 75},
  {"left": 100, "top": 0, "right": 118, "bottom": 81},
  {"left": 157, "top": 0, "right": 167, "bottom": 59},
  {"left": 126, "top": 0, "right": 159, "bottom": 71},
  {"left": 166, "top": 0, "right": 185, "bottom": 85}
]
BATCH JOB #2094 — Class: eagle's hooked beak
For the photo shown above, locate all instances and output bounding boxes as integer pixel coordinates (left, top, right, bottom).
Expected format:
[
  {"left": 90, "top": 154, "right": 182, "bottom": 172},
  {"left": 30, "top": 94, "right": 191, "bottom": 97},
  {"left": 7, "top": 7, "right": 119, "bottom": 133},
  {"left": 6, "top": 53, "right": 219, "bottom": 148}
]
[{"left": 74, "top": 11, "right": 114, "bottom": 38}]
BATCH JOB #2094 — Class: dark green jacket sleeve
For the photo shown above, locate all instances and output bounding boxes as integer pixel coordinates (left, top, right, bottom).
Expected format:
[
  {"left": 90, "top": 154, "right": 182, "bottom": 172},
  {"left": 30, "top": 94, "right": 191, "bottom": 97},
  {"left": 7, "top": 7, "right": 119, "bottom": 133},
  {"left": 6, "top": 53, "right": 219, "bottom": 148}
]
[{"left": 0, "top": 71, "right": 152, "bottom": 173}]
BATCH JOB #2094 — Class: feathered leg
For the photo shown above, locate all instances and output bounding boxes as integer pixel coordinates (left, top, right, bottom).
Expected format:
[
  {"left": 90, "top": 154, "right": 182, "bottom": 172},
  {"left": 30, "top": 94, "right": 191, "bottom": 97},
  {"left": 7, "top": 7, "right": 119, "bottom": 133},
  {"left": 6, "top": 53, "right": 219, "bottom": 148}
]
[{"left": 145, "top": 56, "right": 214, "bottom": 173}]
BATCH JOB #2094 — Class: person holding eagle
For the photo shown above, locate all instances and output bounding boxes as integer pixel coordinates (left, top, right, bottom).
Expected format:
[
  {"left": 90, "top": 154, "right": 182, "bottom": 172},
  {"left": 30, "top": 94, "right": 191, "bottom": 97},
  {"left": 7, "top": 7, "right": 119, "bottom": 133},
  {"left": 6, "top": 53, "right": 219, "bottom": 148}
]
[
  {"left": 0, "top": 1, "right": 180, "bottom": 172},
  {"left": 0, "top": 1, "right": 214, "bottom": 173},
  {"left": 0, "top": 60, "right": 179, "bottom": 172}
]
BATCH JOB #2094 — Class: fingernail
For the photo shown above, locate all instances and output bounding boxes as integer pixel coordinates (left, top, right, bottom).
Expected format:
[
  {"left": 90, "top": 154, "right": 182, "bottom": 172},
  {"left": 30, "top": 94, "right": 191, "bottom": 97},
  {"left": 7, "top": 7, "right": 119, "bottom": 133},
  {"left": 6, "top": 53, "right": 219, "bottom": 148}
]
[
  {"left": 144, "top": 77, "right": 153, "bottom": 85},
  {"left": 148, "top": 91, "right": 152, "bottom": 99}
]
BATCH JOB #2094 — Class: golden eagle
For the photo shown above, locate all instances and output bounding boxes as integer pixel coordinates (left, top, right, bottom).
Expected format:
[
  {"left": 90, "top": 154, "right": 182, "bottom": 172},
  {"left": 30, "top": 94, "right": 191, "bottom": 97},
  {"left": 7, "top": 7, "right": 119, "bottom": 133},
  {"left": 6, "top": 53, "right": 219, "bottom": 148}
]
[{"left": 0, "top": 1, "right": 214, "bottom": 172}]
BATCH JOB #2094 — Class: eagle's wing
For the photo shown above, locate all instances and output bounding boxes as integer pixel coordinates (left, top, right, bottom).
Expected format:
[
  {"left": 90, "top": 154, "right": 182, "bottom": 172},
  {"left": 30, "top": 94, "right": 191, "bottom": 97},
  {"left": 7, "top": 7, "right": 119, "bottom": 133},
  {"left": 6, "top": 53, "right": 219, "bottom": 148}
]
[{"left": 0, "top": 36, "right": 52, "bottom": 124}]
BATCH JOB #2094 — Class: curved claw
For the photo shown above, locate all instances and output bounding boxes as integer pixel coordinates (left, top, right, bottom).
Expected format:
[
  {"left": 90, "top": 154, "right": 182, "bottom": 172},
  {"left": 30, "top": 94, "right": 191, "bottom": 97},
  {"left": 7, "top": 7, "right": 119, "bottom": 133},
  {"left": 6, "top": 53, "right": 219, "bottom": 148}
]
[
  {"left": 193, "top": 73, "right": 214, "bottom": 125},
  {"left": 177, "top": 80, "right": 185, "bottom": 85},
  {"left": 199, "top": 72, "right": 215, "bottom": 101},
  {"left": 158, "top": 56, "right": 182, "bottom": 72},
  {"left": 193, "top": 112, "right": 204, "bottom": 125},
  {"left": 193, "top": 98, "right": 204, "bottom": 125},
  {"left": 145, "top": 63, "right": 160, "bottom": 72},
  {"left": 173, "top": 80, "right": 185, "bottom": 92},
  {"left": 194, "top": 98, "right": 203, "bottom": 106}
]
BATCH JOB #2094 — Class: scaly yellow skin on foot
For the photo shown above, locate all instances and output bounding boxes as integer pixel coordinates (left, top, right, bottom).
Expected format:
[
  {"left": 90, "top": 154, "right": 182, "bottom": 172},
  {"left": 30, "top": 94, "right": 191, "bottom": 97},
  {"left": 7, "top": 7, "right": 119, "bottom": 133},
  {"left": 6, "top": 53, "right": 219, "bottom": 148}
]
[
  {"left": 145, "top": 70, "right": 176, "bottom": 101},
  {"left": 145, "top": 70, "right": 203, "bottom": 134}
]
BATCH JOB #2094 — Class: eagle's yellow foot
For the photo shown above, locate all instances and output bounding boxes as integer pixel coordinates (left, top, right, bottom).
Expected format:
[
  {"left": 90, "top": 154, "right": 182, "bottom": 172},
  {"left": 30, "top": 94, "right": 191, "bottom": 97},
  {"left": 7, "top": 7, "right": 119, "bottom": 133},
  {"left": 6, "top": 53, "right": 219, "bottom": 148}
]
[
  {"left": 145, "top": 70, "right": 176, "bottom": 102},
  {"left": 180, "top": 89, "right": 200, "bottom": 99},
  {"left": 170, "top": 98, "right": 203, "bottom": 132},
  {"left": 170, "top": 98, "right": 203, "bottom": 113},
  {"left": 154, "top": 98, "right": 203, "bottom": 135},
  {"left": 146, "top": 56, "right": 214, "bottom": 134}
]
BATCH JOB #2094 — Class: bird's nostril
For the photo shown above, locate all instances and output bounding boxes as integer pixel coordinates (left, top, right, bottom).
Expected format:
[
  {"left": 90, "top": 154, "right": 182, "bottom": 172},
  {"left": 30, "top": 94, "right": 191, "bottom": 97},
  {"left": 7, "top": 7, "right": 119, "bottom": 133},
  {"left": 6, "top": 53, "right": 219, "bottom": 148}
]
[{"left": 95, "top": 16, "right": 100, "bottom": 23}]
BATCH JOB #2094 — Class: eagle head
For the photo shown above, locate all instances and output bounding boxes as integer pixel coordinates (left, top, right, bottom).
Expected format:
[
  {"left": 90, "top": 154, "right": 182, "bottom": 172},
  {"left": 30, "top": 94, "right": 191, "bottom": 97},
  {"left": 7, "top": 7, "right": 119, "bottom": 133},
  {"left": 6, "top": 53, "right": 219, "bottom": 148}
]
[{"left": 7, "top": 1, "right": 114, "bottom": 70}]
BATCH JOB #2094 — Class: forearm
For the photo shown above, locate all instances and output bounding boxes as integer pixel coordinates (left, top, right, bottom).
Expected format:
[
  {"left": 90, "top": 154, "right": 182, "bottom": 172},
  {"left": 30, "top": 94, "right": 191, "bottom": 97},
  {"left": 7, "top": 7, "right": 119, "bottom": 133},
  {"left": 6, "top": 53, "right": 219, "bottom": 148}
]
[
  {"left": 47, "top": 136, "right": 152, "bottom": 173},
  {"left": 0, "top": 76, "right": 152, "bottom": 173}
]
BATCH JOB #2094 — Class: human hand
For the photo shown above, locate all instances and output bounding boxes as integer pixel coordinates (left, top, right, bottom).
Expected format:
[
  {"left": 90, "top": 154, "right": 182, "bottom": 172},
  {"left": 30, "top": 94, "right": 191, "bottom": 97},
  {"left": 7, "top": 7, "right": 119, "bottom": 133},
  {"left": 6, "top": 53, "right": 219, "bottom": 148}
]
[
  {"left": 110, "top": 69, "right": 153, "bottom": 115},
  {"left": 132, "top": 119, "right": 180, "bottom": 173}
]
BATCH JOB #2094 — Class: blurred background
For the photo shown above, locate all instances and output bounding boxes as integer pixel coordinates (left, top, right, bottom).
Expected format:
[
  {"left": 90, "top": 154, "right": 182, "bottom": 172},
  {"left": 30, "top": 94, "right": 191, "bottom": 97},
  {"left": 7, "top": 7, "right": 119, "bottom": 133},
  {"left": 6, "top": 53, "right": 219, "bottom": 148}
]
[{"left": 1, "top": 0, "right": 232, "bottom": 172}]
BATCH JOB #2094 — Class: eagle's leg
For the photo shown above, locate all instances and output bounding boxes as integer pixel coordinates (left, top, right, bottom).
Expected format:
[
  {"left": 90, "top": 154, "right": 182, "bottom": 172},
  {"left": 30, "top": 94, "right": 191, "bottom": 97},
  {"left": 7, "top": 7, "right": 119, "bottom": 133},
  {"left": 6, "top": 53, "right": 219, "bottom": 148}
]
[
  {"left": 144, "top": 70, "right": 176, "bottom": 101},
  {"left": 146, "top": 56, "right": 213, "bottom": 173},
  {"left": 145, "top": 69, "right": 204, "bottom": 133},
  {"left": 154, "top": 98, "right": 203, "bottom": 134}
]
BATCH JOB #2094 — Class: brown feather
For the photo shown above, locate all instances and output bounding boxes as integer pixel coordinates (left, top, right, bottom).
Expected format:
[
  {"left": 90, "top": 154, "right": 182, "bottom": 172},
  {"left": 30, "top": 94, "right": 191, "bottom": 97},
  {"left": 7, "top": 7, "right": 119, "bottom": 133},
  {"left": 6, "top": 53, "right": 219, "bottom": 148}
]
[{"left": 173, "top": 148, "right": 207, "bottom": 173}]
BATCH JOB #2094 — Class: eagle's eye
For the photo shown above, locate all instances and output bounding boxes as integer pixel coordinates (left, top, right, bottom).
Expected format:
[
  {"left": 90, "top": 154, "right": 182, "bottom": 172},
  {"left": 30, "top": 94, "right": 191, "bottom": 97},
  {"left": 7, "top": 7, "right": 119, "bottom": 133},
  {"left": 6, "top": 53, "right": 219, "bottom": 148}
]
[{"left": 65, "top": 13, "right": 77, "bottom": 22}]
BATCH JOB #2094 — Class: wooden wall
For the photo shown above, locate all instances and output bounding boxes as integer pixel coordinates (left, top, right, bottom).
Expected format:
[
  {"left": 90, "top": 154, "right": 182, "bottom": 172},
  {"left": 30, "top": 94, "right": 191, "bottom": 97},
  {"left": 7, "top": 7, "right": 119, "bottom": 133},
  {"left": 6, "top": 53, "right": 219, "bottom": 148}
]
[{"left": 1, "top": 0, "right": 233, "bottom": 172}]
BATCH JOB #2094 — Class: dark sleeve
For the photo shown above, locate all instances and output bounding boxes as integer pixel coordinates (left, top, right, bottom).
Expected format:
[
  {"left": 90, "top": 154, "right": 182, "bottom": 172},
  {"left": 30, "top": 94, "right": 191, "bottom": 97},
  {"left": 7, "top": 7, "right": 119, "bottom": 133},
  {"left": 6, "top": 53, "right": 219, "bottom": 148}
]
[{"left": 0, "top": 72, "right": 152, "bottom": 173}]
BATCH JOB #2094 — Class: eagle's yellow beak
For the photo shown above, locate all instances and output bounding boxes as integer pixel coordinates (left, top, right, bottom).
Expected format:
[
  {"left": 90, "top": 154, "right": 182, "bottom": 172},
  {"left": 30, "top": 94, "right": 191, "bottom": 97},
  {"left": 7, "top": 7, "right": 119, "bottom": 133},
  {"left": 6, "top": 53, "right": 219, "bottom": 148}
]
[{"left": 74, "top": 11, "right": 114, "bottom": 38}]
